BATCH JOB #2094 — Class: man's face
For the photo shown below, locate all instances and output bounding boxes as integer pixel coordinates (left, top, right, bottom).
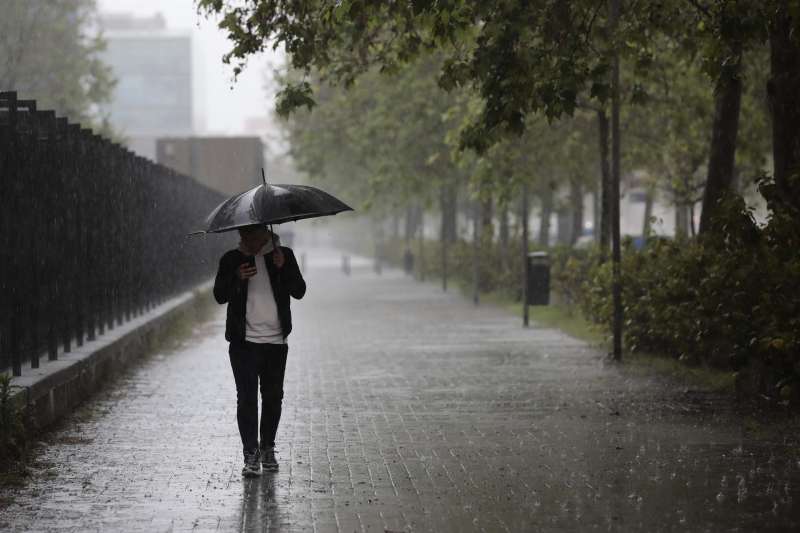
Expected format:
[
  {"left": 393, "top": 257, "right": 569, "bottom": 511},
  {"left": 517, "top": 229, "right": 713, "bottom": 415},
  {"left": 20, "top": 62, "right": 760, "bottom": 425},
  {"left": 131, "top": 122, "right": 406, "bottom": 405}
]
[{"left": 238, "top": 225, "right": 270, "bottom": 253}]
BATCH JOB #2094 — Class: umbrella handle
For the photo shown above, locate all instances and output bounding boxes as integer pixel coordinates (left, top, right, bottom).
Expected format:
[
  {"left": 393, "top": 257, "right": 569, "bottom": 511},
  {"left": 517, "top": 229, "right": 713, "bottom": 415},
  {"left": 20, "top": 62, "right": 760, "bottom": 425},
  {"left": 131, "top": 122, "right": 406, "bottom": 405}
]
[
  {"left": 270, "top": 224, "right": 282, "bottom": 284},
  {"left": 269, "top": 224, "right": 277, "bottom": 251}
]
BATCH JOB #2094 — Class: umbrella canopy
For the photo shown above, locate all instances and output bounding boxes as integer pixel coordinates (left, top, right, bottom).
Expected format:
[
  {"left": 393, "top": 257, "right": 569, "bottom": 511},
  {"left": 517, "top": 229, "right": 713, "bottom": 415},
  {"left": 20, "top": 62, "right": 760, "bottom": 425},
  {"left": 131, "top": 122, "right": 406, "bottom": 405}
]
[{"left": 197, "top": 183, "right": 353, "bottom": 234}]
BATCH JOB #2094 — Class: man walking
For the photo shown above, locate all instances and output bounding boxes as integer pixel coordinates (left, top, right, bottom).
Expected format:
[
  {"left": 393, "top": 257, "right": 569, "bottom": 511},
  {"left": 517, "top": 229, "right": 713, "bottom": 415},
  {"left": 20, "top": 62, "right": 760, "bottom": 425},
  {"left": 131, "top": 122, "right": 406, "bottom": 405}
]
[{"left": 213, "top": 224, "right": 306, "bottom": 477}]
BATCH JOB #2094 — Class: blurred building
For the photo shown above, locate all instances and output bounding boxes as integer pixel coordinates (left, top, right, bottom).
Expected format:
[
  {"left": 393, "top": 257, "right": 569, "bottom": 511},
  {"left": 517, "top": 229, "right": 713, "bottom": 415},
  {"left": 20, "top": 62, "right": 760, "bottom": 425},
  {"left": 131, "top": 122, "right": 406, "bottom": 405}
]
[
  {"left": 156, "top": 136, "right": 265, "bottom": 196},
  {"left": 99, "top": 13, "right": 193, "bottom": 159}
]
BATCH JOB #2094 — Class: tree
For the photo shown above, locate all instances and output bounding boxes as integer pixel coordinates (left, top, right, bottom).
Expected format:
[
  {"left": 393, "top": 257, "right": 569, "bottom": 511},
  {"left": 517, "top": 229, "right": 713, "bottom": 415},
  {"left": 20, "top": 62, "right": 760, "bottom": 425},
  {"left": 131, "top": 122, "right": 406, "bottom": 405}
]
[
  {"left": 201, "top": 0, "right": 796, "bottom": 364},
  {"left": 198, "top": 1, "right": 633, "bottom": 148},
  {"left": 0, "top": 0, "right": 115, "bottom": 129},
  {"left": 768, "top": 1, "right": 800, "bottom": 211},
  {"left": 283, "top": 53, "right": 473, "bottom": 290}
]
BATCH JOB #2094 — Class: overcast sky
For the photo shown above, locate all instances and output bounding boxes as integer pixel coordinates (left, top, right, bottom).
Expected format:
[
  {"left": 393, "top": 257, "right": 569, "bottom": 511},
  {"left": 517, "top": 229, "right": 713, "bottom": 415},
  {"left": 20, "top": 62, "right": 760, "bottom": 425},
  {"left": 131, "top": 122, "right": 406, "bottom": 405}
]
[{"left": 97, "top": 0, "right": 283, "bottom": 138}]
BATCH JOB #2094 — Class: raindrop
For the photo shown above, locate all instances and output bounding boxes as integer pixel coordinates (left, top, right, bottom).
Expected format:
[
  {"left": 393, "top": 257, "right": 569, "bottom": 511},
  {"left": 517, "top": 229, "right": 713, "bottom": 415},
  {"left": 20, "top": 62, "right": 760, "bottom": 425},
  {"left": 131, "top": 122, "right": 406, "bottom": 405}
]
[{"left": 736, "top": 475, "right": 748, "bottom": 503}]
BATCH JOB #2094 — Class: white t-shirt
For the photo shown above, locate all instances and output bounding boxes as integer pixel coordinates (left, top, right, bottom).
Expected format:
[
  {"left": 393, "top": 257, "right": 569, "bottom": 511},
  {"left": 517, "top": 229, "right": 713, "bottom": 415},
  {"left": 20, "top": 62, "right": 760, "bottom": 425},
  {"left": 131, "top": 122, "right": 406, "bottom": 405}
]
[{"left": 244, "top": 239, "right": 286, "bottom": 344}]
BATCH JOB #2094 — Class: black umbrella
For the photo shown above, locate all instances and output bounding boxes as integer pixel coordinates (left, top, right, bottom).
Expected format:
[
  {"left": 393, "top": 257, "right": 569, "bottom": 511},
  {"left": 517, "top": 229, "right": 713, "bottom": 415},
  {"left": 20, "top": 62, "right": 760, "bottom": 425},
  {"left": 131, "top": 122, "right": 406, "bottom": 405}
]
[{"left": 193, "top": 176, "right": 353, "bottom": 234}]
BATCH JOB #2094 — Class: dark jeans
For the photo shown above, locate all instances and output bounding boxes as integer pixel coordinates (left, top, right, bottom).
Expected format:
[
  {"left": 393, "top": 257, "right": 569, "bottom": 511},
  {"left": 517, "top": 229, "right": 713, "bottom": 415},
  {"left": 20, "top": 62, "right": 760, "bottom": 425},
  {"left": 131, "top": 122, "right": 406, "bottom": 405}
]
[{"left": 228, "top": 341, "right": 288, "bottom": 453}]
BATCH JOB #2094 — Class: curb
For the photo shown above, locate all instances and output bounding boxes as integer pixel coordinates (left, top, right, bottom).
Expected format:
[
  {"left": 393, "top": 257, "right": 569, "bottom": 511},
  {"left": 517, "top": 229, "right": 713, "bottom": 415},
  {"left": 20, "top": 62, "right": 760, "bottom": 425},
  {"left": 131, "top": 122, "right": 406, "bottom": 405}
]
[{"left": 7, "top": 281, "right": 213, "bottom": 432}]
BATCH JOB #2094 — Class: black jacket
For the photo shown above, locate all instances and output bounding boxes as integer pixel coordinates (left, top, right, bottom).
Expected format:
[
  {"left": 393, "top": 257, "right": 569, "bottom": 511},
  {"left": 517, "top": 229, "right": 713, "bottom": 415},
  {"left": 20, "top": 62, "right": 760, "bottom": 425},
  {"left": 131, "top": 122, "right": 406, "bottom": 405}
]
[{"left": 213, "top": 246, "right": 306, "bottom": 343}]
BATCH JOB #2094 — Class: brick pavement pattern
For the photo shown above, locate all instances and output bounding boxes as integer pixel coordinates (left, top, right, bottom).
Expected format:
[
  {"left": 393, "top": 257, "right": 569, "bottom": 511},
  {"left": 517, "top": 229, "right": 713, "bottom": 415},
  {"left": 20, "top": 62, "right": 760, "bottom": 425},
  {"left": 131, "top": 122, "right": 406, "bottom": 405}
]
[{"left": 2, "top": 248, "right": 800, "bottom": 532}]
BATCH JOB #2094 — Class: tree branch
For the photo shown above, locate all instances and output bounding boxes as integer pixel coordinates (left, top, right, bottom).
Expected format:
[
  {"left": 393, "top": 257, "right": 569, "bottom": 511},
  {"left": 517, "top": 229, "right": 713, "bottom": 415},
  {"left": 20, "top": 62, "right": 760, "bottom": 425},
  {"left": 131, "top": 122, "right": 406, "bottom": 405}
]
[{"left": 685, "top": 0, "right": 712, "bottom": 19}]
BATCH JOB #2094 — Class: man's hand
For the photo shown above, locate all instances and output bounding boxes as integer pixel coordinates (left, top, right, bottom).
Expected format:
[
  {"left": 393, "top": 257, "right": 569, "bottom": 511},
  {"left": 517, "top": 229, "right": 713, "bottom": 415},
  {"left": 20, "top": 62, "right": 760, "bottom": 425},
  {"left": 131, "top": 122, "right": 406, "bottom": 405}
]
[
  {"left": 272, "top": 248, "right": 285, "bottom": 269},
  {"left": 237, "top": 262, "right": 257, "bottom": 280}
]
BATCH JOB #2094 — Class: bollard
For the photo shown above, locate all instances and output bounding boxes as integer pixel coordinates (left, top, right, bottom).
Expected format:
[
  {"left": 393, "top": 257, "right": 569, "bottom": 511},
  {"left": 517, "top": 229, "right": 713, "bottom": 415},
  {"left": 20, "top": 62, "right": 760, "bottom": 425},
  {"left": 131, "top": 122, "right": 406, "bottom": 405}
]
[
  {"left": 342, "top": 255, "right": 351, "bottom": 276},
  {"left": 300, "top": 252, "right": 307, "bottom": 273},
  {"left": 374, "top": 243, "right": 383, "bottom": 275}
]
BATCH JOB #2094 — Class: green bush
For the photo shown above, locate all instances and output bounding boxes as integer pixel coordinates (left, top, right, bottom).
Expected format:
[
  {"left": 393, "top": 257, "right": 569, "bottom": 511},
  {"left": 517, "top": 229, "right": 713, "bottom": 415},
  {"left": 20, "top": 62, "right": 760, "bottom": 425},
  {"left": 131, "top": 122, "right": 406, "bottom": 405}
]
[
  {"left": 552, "top": 184, "right": 800, "bottom": 393},
  {"left": 0, "top": 374, "right": 26, "bottom": 469}
]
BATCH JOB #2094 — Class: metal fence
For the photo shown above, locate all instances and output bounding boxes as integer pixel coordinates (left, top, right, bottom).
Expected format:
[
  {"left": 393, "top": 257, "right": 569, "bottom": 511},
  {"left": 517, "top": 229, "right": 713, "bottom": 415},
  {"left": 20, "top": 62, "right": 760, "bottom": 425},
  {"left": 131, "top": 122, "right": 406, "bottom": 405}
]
[{"left": 0, "top": 91, "right": 228, "bottom": 376}]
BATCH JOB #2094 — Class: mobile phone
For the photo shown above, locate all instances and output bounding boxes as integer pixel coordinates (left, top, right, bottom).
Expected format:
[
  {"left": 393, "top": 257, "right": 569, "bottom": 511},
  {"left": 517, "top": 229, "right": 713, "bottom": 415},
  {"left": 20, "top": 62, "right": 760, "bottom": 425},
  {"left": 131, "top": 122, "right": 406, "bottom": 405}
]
[{"left": 246, "top": 255, "right": 256, "bottom": 269}]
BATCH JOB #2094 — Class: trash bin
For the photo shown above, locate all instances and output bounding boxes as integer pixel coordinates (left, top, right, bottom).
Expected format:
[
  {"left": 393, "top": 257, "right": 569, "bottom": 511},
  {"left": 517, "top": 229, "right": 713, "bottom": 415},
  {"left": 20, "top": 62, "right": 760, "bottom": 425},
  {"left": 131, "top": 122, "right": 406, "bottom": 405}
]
[
  {"left": 403, "top": 249, "right": 415, "bottom": 275},
  {"left": 526, "top": 251, "right": 550, "bottom": 305}
]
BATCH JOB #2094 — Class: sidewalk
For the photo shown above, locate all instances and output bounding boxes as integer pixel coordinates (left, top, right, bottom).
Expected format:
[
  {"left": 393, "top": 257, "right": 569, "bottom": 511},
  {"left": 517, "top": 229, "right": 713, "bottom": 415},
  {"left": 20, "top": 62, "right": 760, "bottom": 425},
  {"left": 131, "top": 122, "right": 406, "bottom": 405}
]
[{"left": 1, "top": 248, "right": 799, "bottom": 532}]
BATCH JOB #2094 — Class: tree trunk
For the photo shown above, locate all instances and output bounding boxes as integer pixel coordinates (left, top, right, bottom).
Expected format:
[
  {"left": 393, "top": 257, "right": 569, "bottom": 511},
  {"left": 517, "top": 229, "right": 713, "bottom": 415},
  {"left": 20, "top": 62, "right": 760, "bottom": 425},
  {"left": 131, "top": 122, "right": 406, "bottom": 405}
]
[
  {"left": 699, "top": 46, "right": 743, "bottom": 234},
  {"left": 610, "top": 0, "right": 623, "bottom": 361},
  {"left": 597, "top": 109, "right": 612, "bottom": 256},
  {"left": 592, "top": 186, "right": 600, "bottom": 244},
  {"left": 499, "top": 202, "right": 509, "bottom": 247},
  {"left": 439, "top": 184, "right": 457, "bottom": 292},
  {"left": 472, "top": 199, "right": 480, "bottom": 305},
  {"left": 569, "top": 177, "right": 584, "bottom": 245},
  {"left": 769, "top": 5, "right": 800, "bottom": 210},
  {"left": 557, "top": 207, "right": 571, "bottom": 245},
  {"left": 481, "top": 195, "right": 494, "bottom": 240},
  {"left": 418, "top": 211, "right": 425, "bottom": 281},
  {"left": 498, "top": 203, "right": 511, "bottom": 270},
  {"left": 642, "top": 190, "right": 654, "bottom": 238},
  {"left": 675, "top": 202, "right": 689, "bottom": 239},
  {"left": 521, "top": 183, "right": 530, "bottom": 327},
  {"left": 441, "top": 183, "right": 458, "bottom": 243},
  {"left": 404, "top": 204, "right": 417, "bottom": 242},
  {"left": 538, "top": 184, "right": 553, "bottom": 247},
  {"left": 392, "top": 211, "right": 400, "bottom": 239}
]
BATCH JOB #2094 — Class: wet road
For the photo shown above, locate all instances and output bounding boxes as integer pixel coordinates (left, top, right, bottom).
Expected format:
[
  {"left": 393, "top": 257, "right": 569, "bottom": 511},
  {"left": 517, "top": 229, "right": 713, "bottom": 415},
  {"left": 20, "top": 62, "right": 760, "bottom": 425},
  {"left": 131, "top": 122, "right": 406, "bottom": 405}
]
[{"left": 1, "top": 248, "right": 799, "bottom": 532}]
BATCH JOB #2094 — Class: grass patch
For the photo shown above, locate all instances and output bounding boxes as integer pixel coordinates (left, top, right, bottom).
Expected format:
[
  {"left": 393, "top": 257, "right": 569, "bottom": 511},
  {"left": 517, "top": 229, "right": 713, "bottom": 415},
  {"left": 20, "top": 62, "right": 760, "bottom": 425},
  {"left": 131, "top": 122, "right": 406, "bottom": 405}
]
[
  {"left": 0, "top": 468, "right": 29, "bottom": 487},
  {"left": 527, "top": 305, "right": 605, "bottom": 345},
  {"left": 456, "top": 283, "right": 606, "bottom": 345},
  {"left": 622, "top": 351, "right": 736, "bottom": 393}
]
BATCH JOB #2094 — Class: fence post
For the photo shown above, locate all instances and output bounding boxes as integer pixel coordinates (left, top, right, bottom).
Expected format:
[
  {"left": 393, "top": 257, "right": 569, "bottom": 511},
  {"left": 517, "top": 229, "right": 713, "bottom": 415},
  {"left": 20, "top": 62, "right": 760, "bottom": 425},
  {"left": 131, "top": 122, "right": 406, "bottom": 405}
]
[
  {"left": 4, "top": 92, "right": 22, "bottom": 376},
  {"left": 40, "top": 110, "right": 59, "bottom": 362},
  {"left": 83, "top": 130, "right": 98, "bottom": 341},
  {"left": 25, "top": 102, "right": 42, "bottom": 370},
  {"left": 0, "top": 92, "right": 21, "bottom": 376},
  {"left": 68, "top": 123, "right": 85, "bottom": 348}
]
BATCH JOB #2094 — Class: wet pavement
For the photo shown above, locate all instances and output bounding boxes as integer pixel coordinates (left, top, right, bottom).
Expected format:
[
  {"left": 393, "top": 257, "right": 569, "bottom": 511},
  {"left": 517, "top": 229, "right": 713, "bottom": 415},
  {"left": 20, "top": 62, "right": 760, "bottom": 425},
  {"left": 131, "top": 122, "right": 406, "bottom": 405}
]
[{"left": 1, "top": 248, "right": 799, "bottom": 532}]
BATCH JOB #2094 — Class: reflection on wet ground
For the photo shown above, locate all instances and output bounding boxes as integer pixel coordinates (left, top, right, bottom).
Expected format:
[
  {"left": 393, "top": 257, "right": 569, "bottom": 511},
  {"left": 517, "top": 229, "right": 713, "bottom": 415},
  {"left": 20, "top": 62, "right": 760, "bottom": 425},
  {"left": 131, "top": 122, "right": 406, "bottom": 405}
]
[
  {"left": 1, "top": 248, "right": 798, "bottom": 532},
  {"left": 239, "top": 474, "right": 283, "bottom": 530}
]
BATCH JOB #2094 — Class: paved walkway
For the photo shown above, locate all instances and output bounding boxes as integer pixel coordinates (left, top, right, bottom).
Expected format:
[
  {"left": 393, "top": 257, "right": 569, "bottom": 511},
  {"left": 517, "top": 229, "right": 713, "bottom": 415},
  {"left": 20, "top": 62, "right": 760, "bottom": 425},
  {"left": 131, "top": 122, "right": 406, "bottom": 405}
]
[{"left": 1, "top": 248, "right": 799, "bottom": 532}]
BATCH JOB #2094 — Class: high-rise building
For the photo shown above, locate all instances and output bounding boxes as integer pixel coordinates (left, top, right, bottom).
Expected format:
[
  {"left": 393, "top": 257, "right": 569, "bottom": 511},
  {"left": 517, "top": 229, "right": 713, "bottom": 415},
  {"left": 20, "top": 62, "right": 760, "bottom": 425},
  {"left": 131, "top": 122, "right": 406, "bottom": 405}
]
[{"left": 100, "top": 13, "right": 193, "bottom": 159}]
